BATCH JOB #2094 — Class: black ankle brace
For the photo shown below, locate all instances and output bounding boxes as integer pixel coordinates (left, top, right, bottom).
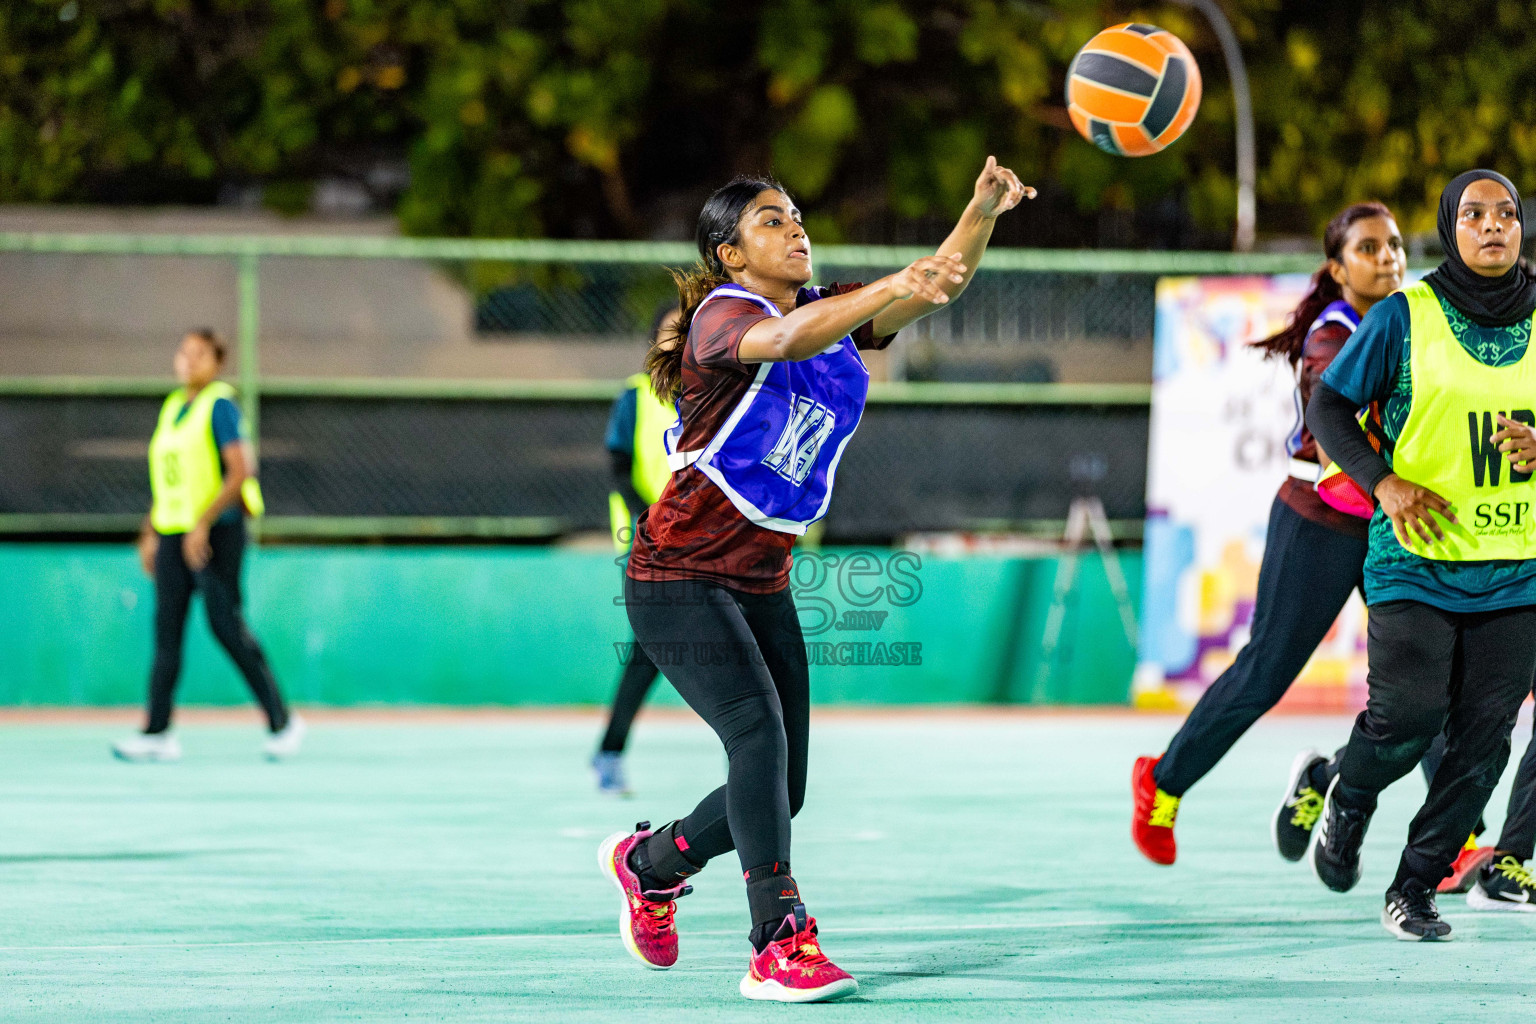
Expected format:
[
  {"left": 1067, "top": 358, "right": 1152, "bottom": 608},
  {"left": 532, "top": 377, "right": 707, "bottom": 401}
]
[
  {"left": 744, "top": 861, "right": 799, "bottom": 935},
  {"left": 637, "top": 821, "right": 704, "bottom": 889},
  {"left": 749, "top": 920, "right": 780, "bottom": 954}
]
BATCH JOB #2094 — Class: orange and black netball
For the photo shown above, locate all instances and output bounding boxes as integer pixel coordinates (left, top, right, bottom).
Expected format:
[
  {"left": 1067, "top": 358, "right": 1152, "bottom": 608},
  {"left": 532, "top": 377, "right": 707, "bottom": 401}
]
[{"left": 1066, "top": 23, "right": 1202, "bottom": 157}]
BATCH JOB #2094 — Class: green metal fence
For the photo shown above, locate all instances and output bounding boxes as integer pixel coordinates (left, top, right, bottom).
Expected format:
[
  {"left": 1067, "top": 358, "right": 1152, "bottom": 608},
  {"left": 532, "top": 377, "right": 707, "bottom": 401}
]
[
  {"left": 0, "top": 374, "right": 1154, "bottom": 539},
  {"left": 0, "top": 230, "right": 1325, "bottom": 415},
  {"left": 0, "top": 233, "right": 1333, "bottom": 539}
]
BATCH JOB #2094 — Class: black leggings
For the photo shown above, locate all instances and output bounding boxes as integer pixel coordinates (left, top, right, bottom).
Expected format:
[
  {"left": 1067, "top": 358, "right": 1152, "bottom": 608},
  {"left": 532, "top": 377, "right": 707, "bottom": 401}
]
[
  {"left": 598, "top": 640, "right": 660, "bottom": 754},
  {"left": 1335, "top": 600, "right": 1536, "bottom": 891},
  {"left": 1155, "top": 496, "right": 1367, "bottom": 796},
  {"left": 623, "top": 576, "right": 808, "bottom": 874},
  {"left": 148, "top": 519, "right": 289, "bottom": 734}
]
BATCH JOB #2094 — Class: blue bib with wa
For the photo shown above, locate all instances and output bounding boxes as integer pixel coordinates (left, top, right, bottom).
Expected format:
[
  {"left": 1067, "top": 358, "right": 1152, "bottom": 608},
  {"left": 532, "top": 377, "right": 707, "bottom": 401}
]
[{"left": 665, "top": 284, "right": 871, "bottom": 535}]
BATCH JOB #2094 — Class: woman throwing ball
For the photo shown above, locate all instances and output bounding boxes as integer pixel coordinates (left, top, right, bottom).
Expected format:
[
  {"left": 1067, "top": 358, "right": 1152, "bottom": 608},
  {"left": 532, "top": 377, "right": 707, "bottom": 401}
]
[{"left": 598, "top": 158, "right": 1031, "bottom": 1001}]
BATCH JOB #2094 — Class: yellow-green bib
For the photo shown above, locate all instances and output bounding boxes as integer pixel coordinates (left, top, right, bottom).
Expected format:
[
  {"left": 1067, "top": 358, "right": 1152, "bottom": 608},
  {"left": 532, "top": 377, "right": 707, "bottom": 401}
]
[
  {"left": 1392, "top": 281, "right": 1536, "bottom": 560},
  {"left": 609, "top": 373, "right": 676, "bottom": 549},
  {"left": 148, "top": 381, "right": 264, "bottom": 533},
  {"left": 629, "top": 372, "right": 673, "bottom": 505}
]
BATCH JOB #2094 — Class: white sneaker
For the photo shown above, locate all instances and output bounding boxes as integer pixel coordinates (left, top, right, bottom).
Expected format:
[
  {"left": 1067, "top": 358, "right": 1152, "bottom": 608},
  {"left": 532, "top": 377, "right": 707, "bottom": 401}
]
[
  {"left": 112, "top": 732, "right": 182, "bottom": 763},
  {"left": 262, "top": 714, "right": 306, "bottom": 760}
]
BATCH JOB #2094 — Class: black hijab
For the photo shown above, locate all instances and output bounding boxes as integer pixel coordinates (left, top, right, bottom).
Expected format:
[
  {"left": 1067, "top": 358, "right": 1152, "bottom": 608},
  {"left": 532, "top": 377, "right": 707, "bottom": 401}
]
[{"left": 1422, "top": 168, "right": 1536, "bottom": 327}]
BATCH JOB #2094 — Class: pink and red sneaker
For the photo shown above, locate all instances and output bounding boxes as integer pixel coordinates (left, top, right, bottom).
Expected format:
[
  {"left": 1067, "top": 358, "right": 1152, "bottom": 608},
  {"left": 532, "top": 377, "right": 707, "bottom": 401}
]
[
  {"left": 739, "top": 905, "right": 858, "bottom": 1003},
  {"left": 598, "top": 822, "right": 691, "bottom": 970}
]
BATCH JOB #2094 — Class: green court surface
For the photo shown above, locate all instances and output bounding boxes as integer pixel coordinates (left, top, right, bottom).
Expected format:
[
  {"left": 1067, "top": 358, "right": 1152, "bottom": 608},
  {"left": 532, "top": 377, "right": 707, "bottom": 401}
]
[{"left": 2, "top": 711, "right": 1533, "bottom": 1022}]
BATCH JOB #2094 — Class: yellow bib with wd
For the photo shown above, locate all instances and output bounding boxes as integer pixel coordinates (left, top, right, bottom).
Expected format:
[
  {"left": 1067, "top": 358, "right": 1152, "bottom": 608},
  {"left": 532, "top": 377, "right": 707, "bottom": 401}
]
[
  {"left": 1391, "top": 281, "right": 1536, "bottom": 560},
  {"left": 148, "top": 381, "right": 265, "bottom": 533}
]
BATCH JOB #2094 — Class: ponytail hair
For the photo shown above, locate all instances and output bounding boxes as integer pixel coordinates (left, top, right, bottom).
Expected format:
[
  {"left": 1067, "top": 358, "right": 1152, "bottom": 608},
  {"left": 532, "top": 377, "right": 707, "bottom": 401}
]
[
  {"left": 646, "top": 174, "right": 792, "bottom": 401},
  {"left": 1250, "top": 200, "right": 1395, "bottom": 365}
]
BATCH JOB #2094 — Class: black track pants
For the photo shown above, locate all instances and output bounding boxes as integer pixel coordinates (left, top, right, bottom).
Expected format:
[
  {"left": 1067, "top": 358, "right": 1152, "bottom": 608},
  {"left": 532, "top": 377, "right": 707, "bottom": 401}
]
[
  {"left": 1155, "top": 497, "right": 1366, "bottom": 796},
  {"left": 148, "top": 519, "right": 289, "bottom": 734},
  {"left": 1335, "top": 600, "right": 1536, "bottom": 891},
  {"left": 623, "top": 576, "right": 808, "bottom": 872}
]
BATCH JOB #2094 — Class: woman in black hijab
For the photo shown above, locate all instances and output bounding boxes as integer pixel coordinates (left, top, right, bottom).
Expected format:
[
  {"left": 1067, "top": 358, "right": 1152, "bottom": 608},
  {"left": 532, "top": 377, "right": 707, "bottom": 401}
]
[
  {"left": 1298, "top": 169, "right": 1536, "bottom": 940},
  {"left": 1422, "top": 169, "right": 1536, "bottom": 325}
]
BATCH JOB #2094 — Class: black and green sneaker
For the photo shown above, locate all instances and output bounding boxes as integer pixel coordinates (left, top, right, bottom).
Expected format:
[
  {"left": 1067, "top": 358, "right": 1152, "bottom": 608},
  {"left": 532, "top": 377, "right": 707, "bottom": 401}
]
[
  {"left": 1273, "top": 748, "right": 1328, "bottom": 862},
  {"left": 1467, "top": 854, "right": 1536, "bottom": 912}
]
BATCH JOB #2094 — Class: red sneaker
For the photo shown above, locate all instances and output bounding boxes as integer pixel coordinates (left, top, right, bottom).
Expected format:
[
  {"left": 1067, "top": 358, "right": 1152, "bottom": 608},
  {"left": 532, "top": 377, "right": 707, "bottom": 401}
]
[
  {"left": 597, "top": 822, "right": 691, "bottom": 970},
  {"left": 1132, "top": 755, "right": 1179, "bottom": 865},
  {"left": 1439, "top": 840, "right": 1496, "bottom": 894},
  {"left": 739, "top": 905, "right": 857, "bottom": 1003}
]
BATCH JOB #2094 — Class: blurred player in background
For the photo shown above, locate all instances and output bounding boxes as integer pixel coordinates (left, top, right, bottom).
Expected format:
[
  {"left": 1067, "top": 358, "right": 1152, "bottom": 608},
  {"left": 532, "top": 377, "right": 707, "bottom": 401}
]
[
  {"left": 598, "top": 158, "right": 1032, "bottom": 1001},
  {"left": 113, "top": 328, "right": 303, "bottom": 763},
  {"left": 1132, "top": 202, "right": 1404, "bottom": 864},
  {"left": 1303, "top": 170, "right": 1536, "bottom": 939},
  {"left": 592, "top": 306, "right": 679, "bottom": 796}
]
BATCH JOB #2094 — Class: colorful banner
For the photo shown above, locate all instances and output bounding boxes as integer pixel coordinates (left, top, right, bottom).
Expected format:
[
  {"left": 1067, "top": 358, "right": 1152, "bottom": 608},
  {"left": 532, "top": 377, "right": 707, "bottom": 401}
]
[{"left": 1134, "top": 275, "right": 1368, "bottom": 711}]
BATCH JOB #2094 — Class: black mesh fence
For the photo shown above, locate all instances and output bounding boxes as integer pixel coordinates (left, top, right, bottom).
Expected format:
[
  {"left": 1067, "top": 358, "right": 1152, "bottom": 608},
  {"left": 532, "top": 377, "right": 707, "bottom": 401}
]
[
  {"left": 0, "top": 396, "right": 164, "bottom": 516},
  {"left": 472, "top": 262, "right": 678, "bottom": 337},
  {"left": 262, "top": 398, "right": 611, "bottom": 519},
  {"left": 471, "top": 261, "right": 1157, "bottom": 348},
  {"left": 825, "top": 266, "right": 1156, "bottom": 383},
  {"left": 828, "top": 268, "right": 1156, "bottom": 346},
  {"left": 0, "top": 393, "right": 1145, "bottom": 538},
  {"left": 830, "top": 403, "right": 1147, "bottom": 538}
]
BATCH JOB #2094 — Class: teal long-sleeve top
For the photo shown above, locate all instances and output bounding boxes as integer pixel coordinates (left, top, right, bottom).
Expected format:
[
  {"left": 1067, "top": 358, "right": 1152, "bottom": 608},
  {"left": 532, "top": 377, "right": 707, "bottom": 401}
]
[{"left": 1317, "top": 290, "right": 1536, "bottom": 611}]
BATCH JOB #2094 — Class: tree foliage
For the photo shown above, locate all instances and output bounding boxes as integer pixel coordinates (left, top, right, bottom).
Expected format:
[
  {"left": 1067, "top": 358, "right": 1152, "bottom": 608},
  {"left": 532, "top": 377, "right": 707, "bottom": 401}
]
[
  {"left": 4, "top": 0, "right": 1533, "bottom": 244},
  {"left": 1243, "top": 0, "right": 1536, "bottom": 238}
]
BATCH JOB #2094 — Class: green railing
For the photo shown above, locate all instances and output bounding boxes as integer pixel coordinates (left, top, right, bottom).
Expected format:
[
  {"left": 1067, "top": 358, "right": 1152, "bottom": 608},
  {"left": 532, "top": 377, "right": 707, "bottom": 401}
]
[
  {"left": 0, "top": 374, "right": 1151, "bottom": 404},
  {"left": 0, "top": 513, "right": 568, "bottom": 540},
  {"left": 0, "top": 372, "right": 1151, "bottom": 539},
  {"left": 0, "top": 230, "right": 1323, "bottom": 441},
  {"left": 0, "top": 230, "right": 1339, "bottom": 269},
  {"left": 0, "top": 233, "right": 1337, "bottom": 540}
]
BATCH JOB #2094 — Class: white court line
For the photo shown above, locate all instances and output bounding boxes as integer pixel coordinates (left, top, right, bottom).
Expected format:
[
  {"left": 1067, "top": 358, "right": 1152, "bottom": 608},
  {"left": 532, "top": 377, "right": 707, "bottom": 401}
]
[{"left": 0, "top": 914, "right": 1373, "bottom": 953}]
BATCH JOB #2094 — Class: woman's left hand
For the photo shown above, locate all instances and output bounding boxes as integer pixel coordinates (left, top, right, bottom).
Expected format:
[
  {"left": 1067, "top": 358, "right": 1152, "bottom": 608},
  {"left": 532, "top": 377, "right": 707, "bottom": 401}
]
[
  {"left": 183, "top": 523, "right": 213, "bottom": 571},
  {"left": 1493, "top": 413, "right": 1536, "bottom": 472},
  {"left": 973, "top": 156, "right": 1035, "bottom": 219}
]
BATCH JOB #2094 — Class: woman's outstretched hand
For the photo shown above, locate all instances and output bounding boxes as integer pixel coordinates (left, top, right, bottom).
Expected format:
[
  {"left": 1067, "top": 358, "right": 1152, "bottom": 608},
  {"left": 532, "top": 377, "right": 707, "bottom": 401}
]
[
  {"left": 1493, "top": 413, "right": 1536, "bottom": 472},
  {"left": 885, "top": 254, "right": 967, "bottom": 304},
  {"left": 1374, "top": 473, "right": 1457, "bottom": 545},
  {"left": 868, "top": 156, "right": 1030, "bottom": 337},
  {"left": 973, "top": 156, "right": 1035, "bottom": 219}
]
